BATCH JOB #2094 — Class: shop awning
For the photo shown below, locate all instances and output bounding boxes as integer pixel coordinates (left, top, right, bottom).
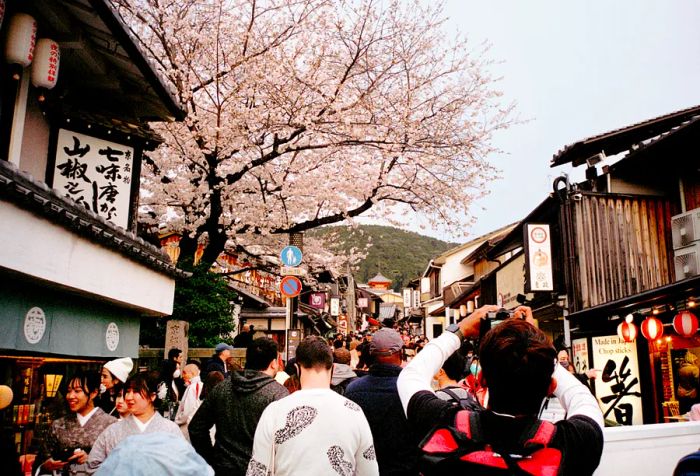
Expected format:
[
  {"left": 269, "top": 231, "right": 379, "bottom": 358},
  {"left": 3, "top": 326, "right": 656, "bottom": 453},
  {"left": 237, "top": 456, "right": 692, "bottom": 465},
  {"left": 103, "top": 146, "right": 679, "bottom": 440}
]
[
  {"left": 569, "top": 275, "right": 700, "bottom": 325},
  {"left": 429, "top": 305, "right": 445, "bottom": 317}
]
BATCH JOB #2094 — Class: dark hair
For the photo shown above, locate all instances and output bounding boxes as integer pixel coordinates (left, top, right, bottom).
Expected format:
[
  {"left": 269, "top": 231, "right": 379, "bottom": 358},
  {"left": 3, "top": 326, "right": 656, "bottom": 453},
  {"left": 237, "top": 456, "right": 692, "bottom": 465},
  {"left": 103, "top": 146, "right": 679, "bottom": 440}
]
[
  {"left": 442, "top": 350, "right": 466, "bottom": 381},
  {"left": 168, "top": 348, "right": 182, "bottom": 360},
  {"left": 245, "top": 337, "right": 279, "bottom": 371},
  {"left": 67, "top": 369, "right": 101, "bottom": 397},
  {"left": 201, "top": 371, "right": 225, "bottom": 400},
  {"left": 125, "top": 371, "right": 160, "bottom": 408},
  {"left": 296, "top": 336, "right": 333, "bottom": 370},
  {"left": 479, "top": 319, "right": 556, "bottom": 415}
]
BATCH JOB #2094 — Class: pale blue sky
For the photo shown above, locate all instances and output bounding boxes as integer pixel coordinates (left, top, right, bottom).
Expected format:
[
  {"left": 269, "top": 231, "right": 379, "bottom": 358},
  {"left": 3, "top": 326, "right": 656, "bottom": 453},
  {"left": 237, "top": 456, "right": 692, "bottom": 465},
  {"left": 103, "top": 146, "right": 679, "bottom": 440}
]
[{"left": 430, "top": 0, "right": 700, "bottom": 241}]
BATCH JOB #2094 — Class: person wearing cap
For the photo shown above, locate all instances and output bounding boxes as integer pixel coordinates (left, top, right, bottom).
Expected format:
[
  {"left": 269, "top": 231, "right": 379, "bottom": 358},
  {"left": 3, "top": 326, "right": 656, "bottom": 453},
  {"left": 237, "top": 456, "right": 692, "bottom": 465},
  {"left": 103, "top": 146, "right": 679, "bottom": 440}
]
[
  {"left": 204, "top": 343, "right": 233, "bottom": 378},
  {"left": 96, "top": 357, "right": 133, "bottom": 416},
  {"left": 37, "top": 370, "right": 116, "bottom": 476},
  {"left": 345, "top": 328, "right": 419, "bottom": 476},
  {"left": 189, "top": 337, "right": 287, "bottom": 476}
]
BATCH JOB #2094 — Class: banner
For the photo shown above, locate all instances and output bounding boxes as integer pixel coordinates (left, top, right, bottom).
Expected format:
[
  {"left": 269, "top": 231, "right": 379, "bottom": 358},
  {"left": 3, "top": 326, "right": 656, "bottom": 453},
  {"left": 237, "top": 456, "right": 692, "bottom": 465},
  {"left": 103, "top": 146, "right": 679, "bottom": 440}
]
[
  {"left": 309, "top": 292, "right": 326, "bottom": 309},
  {"left": 524, "top": 224, "right": 553, "bottom": 292},
  {"left": 591, "top": 335, "right": 643, "bottom": 425}
]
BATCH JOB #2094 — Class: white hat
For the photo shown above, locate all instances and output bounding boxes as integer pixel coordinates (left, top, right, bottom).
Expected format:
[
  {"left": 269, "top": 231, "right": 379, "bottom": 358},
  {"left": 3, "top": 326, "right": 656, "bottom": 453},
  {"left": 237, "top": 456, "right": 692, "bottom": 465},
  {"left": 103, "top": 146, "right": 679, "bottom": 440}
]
[{"left": 104, "top": 357, "right": 134, "bottom": 383}]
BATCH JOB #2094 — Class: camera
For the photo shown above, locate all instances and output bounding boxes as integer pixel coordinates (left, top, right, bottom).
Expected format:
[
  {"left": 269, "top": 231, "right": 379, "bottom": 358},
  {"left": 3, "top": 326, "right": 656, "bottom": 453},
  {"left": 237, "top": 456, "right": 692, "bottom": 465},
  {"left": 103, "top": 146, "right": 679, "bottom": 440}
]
[
  {"left": 486, "top": 308, "right": 514, "bottom": 320},
  {"left": 52, "top": 447, "right": 77, "bottom": 461}
]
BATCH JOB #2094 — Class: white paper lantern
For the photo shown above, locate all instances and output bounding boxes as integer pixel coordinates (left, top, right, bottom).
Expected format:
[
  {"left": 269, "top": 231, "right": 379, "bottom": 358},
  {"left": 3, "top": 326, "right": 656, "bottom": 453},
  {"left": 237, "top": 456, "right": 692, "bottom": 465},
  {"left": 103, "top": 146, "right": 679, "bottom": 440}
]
[
  {"left": 31, "top": 39, "right": 60, "bottom": 89},
  {"left": 4, "top": 13, "right": 37, "bottom": 67}
]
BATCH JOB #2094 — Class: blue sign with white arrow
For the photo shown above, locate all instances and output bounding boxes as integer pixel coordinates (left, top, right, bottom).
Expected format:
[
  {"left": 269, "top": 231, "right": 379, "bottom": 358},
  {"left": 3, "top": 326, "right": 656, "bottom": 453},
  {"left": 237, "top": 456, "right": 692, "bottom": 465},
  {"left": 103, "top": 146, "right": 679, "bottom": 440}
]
[{"left": 280, "top": 245, "right": 303, "bottom": 267}]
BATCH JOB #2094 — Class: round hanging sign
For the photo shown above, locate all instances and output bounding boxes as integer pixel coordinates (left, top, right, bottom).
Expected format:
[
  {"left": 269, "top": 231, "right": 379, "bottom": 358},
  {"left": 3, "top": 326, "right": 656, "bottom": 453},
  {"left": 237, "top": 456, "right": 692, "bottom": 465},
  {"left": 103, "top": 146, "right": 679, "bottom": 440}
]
[
  {"left": 105, "top": 322, "right": 120, "bottom": 351},
  {"left": 24, "top": 307, "right": 47, "bottom": 344}
]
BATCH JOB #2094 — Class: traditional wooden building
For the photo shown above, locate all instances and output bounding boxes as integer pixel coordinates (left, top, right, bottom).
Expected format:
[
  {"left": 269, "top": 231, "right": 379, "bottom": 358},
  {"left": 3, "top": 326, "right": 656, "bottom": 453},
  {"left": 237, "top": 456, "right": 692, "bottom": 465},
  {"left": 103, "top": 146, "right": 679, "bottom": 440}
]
[
  {"left": 0, "top": 0, "right": 185, "bottom": 457},
  {"left": 481, "top": 105, "right": 700, "bottom": 425}
]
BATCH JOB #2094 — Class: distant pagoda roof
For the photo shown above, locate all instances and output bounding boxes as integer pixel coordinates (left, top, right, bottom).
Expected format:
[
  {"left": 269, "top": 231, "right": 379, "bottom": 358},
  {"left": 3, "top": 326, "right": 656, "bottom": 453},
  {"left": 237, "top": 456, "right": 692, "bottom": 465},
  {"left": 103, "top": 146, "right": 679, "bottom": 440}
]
[{"left": 368, "top": 272, "right": 392, "bottom": 284}]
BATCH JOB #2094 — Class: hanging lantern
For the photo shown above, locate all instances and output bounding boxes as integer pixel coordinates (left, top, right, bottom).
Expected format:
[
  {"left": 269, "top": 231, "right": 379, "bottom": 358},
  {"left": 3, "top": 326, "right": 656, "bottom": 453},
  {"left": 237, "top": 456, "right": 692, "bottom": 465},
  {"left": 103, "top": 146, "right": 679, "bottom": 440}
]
[
  {"left": 4, "top": 13, "right": 37, "bottom": 70},
  {"left": 640, "top": 316, "right": 664, "bottom": 340},
  {"left": 673, "top": 310, "right": 698, "bottom": 337},
  {"left": 31, "top": 39, "right": 60, "bottom": 93},
  {"left": 617, "top": 315, "right": 637, "bottom": 343}
]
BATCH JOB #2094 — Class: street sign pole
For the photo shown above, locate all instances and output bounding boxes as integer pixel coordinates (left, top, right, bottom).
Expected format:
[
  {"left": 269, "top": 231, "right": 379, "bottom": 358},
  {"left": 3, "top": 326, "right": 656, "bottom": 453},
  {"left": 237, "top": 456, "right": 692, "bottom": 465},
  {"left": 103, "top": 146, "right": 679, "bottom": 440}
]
[{"left": 286, "top": 297, "right": 292, "bottom": 363}]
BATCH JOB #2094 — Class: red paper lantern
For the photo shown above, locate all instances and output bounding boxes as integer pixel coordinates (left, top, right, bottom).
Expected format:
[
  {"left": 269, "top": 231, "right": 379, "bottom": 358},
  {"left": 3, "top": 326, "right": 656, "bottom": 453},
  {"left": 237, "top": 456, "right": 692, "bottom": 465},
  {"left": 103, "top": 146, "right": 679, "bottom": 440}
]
[
  {"left": 640, "top": 316, "right": 664, "bottom": 340},
  {"left": 617, "top": 321, "right": 637, "bottom": 342},
  {"left": 673, "top": 310, "right": 698, "bottom": 337}
]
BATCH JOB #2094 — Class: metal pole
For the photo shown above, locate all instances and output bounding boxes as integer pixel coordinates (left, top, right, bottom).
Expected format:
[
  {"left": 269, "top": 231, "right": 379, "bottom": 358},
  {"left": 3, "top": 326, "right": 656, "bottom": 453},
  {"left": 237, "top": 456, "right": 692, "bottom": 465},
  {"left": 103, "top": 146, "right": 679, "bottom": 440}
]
[{"left": 285, "top": 297, "right": 292, "bottom": 363}]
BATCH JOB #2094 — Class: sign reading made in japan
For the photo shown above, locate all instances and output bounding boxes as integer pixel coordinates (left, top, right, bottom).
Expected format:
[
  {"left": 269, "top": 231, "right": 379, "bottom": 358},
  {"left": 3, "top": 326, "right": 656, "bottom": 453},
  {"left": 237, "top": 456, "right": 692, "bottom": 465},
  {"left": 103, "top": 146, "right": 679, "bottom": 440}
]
[{"left": 52, "top": 129, "right": 134, "bottom": 229}]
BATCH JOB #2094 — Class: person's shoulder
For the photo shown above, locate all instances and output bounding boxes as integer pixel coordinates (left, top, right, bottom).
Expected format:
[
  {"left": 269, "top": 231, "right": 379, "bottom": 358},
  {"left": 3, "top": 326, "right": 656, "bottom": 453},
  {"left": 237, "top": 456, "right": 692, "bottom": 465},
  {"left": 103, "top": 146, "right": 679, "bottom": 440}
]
[
  {"left": 554, "top": 414, "right": 603, "bottom": 438},
  {"left": 553, "top": 415, "right": 604, "bottom": 471},
  {"left": 345, "top": 374, "right": 370, "bottom": 392}
]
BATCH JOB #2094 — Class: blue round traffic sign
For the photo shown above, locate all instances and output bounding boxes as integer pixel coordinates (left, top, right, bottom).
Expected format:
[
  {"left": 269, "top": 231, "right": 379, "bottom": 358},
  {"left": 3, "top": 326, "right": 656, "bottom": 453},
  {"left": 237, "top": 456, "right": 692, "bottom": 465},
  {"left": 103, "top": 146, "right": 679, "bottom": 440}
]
[
  {"left": 280, "top": 276, "right": 302, "bottom": 298},
  {"left": 280, "top": 246, "right": 303, "bottom": 267}
]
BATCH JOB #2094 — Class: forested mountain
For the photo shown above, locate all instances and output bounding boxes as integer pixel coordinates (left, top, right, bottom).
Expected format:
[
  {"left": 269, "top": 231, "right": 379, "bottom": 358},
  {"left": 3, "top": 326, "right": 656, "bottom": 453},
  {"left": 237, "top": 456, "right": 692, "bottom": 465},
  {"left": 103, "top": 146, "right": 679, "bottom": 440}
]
[{"left": 312, "top": 225, "right": 458, "bottom": 291}]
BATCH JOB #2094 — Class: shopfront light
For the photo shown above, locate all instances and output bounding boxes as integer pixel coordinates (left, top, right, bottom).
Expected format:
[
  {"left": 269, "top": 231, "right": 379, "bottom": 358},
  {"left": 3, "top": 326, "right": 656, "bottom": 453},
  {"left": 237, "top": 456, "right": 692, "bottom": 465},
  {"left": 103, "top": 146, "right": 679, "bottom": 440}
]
[
  {"left": 673, "top": 310, "right": 698, "bottom": 337},
  {"left": 617, "top": 321, "right": 637, "bottom": 343},
  {"left": 641, "top": 316, "right": 664, "bottom": 340},
  {"left": 44, "top": 374, "right": 62, "bottom": 398}
]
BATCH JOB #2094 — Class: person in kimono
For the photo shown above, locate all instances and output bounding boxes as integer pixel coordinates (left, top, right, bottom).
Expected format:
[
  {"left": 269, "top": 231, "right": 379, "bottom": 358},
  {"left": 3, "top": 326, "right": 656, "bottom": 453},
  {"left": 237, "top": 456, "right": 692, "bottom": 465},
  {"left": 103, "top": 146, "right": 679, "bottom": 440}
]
[
  {"left": 87, "top": 371, "right": 182, "bottom": 472},
  {"left": 38, "top": 370, "right": 116, "bottom": 476}
]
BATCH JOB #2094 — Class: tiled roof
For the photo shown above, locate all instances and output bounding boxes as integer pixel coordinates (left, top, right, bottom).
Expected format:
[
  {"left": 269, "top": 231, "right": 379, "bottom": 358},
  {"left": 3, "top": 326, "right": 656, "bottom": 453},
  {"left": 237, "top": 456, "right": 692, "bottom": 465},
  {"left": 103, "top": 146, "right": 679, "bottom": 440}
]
[
  {"left": 551, "top": 104, "right": 700, "bottom": 167},
  {"left": 0, "top": 160, "right": 186, "bottom": 278}
]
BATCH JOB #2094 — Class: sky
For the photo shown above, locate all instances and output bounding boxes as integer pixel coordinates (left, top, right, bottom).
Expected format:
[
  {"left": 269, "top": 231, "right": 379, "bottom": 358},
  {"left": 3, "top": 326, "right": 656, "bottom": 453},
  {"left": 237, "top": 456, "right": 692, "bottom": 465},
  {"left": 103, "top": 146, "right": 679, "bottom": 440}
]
[{"left": 419, "top": 0, "right": 700, "bottom": 242}]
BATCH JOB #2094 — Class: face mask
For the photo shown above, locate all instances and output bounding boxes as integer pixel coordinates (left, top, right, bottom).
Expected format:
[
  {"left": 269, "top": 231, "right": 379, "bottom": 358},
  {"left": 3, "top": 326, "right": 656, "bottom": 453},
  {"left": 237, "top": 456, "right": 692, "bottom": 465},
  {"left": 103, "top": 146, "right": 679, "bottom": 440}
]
[
  {"left": 559, "top": 360, "right": 570, "bottom": 369},
  {"left": 470, "top": 363, "right": 479, "bottom": 375},
  {"left": 99, "top": 384, "right": 107, "bottom": 394},
  {"left": 173, "top": 369, "right": 181, "bottom": 378}
]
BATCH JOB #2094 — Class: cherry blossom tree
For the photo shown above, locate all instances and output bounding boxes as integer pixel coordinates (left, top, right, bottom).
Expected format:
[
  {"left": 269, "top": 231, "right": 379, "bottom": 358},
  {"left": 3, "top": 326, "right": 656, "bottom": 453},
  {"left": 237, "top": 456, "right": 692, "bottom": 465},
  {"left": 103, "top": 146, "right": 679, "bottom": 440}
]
[{"left": 112, "top": 0, "right": 513, "bottom": 271}]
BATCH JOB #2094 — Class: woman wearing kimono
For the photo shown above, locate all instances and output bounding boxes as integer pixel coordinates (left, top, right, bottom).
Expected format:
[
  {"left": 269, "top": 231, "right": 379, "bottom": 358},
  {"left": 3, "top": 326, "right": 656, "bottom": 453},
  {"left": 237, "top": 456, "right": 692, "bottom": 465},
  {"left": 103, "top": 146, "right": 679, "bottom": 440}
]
[{"left": 38, "top": 370, "right": 116, "bottom": 475}]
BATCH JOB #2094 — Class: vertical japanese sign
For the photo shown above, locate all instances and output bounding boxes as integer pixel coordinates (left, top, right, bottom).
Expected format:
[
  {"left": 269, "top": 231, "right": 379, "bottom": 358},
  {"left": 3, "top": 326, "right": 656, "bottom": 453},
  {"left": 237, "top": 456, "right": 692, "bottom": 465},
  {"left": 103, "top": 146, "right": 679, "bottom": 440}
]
[
  {"left": 572, "top": 338, "right": 590, "bottom": 375},
  {"left": 524, "top": 224, "right": 554, "bottom": 292},
  {"left": 330, "top": 297, "right": 340, "bottom": 317},
  {"left": 591, "top": 335, "right": 643, "bottom": 425},
  {"left": 52, "top": 129, "right": 134, "bottom": 229},
  {"left": 310, "top": 292, "right": 326, "bottom": 309},
  {"left": 403, "top": 289, "right": 412, "bottom": 309}
]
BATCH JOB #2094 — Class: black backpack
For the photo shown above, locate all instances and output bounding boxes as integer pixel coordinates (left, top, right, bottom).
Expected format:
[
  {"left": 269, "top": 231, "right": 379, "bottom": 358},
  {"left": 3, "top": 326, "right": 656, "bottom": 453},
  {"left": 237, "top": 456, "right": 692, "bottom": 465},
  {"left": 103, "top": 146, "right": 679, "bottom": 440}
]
[
  {"left": 419, "top": 409, "right": 562, "bottom": 476},
  {"left": 436, "top": 386, "right": 482, "bottom": 411}
]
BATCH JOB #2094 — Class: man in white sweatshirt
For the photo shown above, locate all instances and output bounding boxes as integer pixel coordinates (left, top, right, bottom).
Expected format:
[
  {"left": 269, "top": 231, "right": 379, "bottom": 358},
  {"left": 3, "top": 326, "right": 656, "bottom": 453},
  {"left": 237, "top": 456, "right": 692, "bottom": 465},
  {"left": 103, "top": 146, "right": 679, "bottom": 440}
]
[
  {"left": 397, "top": 305, "right": 604, "bottom": 476},
  {"left": 247, "top": 336, "right": 378, "bottom": 476}
]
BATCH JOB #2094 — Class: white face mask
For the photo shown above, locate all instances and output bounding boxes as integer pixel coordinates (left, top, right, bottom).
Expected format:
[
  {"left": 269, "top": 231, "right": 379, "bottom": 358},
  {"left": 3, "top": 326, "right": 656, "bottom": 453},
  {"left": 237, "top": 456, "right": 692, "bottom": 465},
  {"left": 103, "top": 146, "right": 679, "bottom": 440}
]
[
  {"left": 99, "top": 384, "right": 107, "bottom": 394},
  {"left": 173, "top": 369, "right": 181, "bottom": 378}
]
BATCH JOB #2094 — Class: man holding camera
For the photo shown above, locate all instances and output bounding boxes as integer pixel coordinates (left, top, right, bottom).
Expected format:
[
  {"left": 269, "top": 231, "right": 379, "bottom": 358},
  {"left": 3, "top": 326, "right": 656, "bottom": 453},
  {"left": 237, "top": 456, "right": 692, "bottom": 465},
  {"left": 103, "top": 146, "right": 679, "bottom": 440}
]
[{"left": 397, "top": 305, "right": 604, "bottom": 475}]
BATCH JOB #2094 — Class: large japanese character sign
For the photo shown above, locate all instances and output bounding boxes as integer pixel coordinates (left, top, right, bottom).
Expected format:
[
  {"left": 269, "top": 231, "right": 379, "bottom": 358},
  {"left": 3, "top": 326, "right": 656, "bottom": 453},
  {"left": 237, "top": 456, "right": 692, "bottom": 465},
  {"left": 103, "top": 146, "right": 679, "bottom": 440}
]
[
  {"left": 53, "top": 129, "right": 134, "bottom": 229},
  {"left": 592, "top": 335, "right": 643, "bottom": 425}
]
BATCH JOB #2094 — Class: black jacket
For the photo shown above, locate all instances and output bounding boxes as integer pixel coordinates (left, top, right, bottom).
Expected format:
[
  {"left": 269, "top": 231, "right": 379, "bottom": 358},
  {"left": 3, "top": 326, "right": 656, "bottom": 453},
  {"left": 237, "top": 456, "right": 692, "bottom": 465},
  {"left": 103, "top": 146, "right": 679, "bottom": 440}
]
[
  {"left": 189, "top": 370, "right": 288, "bottom": 476},
  {"left": 345, "top": 363, "right": 420, "bottom": 476}
]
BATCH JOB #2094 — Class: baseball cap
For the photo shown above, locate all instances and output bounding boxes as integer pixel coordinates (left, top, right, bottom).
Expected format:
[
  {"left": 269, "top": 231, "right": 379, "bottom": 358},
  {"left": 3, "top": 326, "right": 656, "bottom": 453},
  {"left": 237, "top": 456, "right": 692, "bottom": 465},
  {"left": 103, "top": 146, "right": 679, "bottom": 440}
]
[
  {"left": 215, "top": 343, "right": 233, "bottom": 353},
  {"left": 370, "top": 328, "right": 404, "bottom": 356}
]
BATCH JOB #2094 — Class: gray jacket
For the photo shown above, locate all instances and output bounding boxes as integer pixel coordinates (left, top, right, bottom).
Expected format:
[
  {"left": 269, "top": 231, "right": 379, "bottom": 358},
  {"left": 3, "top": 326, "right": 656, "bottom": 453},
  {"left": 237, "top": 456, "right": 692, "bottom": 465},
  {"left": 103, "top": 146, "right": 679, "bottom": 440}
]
[{"left": 189, "top": 370, "right": 288, "bottom": 476}]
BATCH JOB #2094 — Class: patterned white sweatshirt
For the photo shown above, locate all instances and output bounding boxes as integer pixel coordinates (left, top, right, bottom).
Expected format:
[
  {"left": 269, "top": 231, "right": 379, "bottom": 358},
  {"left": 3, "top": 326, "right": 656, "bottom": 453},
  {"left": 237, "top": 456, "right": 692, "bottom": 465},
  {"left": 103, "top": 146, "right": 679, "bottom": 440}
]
[{"left": 247, "top": 388, "right": 379, "bottom": 476}]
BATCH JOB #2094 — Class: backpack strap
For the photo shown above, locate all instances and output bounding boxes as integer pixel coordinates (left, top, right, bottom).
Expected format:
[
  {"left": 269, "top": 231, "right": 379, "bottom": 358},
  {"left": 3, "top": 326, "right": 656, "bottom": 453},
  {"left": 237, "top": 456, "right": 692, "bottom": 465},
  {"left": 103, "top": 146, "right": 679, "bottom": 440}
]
[{"left": 439, "top": 388, "right": 467, "bottom": 406}]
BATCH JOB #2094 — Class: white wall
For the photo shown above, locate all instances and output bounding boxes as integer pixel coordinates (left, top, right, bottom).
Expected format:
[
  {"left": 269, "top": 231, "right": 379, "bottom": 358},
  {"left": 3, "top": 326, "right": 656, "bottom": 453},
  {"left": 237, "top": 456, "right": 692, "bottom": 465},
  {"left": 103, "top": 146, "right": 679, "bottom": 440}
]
[
  {"left": 595, "top": 422, "right": 700, "bottom": 476},
  {"left": 0, "top": 202, "right": 175, "bottom": 315},
  {"left": 440, "top": 244, "right": 479, "bottom": 289}
]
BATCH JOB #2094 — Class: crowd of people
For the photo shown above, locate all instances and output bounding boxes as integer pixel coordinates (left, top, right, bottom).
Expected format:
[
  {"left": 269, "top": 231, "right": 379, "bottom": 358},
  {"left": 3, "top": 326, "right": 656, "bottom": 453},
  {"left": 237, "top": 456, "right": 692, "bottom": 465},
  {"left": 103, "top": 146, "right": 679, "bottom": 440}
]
[{"left": 8, "top": 306, "right": 700, "bottom": 475}]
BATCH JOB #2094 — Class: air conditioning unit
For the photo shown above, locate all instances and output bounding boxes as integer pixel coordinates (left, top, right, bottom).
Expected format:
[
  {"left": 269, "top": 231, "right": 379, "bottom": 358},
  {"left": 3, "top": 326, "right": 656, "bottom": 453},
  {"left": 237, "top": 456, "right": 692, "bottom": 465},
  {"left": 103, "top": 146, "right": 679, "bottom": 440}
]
[
  {"left": 674, "top": 242, "right": 700, "bottom": 280},
  {"left": 671, "top": 208, "right": 700, "bottom": 250}
]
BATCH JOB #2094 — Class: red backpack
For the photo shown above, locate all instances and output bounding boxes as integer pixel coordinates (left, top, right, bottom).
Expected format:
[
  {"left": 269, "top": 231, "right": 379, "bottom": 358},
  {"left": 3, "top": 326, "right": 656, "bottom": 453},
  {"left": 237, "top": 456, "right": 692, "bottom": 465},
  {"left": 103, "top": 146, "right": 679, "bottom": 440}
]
[{"left": 419, "top": 409, "right": 562, "bottom": 476}]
